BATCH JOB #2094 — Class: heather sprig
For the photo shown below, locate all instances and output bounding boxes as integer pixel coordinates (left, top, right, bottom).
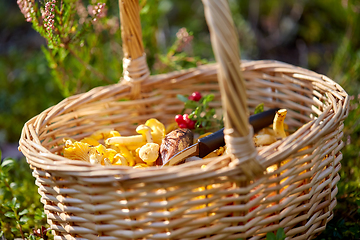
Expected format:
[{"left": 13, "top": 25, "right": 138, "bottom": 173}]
[
  {"left": 167, "top": 27, "right": 194, "bottom": 57},
  {"left": 42, "top": 0, "right": 57, "bottom": 45},
  {"left": 16, "top": 0, "right": 109, "bottom": 50},
  {"left": 15, "top": 0, "right": 117, "bottom": 96},
  {"left": 17, "top": 0, "right": 34, "bottom": 22},
  {"left": 90, "top": 2, "right": 106, "bottom": 22},
  {"left": 43, "top": 0, "right": 56, "bottom": 32},
  {"left": 175, "top": 27, "right": 194, "bottom": 52}
]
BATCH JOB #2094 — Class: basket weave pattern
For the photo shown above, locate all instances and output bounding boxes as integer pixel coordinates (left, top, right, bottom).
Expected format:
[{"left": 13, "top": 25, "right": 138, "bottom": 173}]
[{"left": 19, "top": 0, "right": 349, "bottom": 239}]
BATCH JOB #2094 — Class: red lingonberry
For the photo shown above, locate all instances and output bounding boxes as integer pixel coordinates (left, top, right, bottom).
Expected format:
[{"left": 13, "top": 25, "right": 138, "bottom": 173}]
[
  {"left": 182, "top": 114, "right": 196, "bottom": 129},
  {"left": 175, "top": 114, "right": 184, "bottom": 124},
  {"left": 187, "top": 119, "right": 196, "bottom": 129},
  {"left": 178, "top": 123, "right": 187, "bottom": 128},
  {"left": 182, "top": 114, "right": 191, "bottom": 123},
  {"left": 188, "top": 91, "right": 202, "bottom": 101}
]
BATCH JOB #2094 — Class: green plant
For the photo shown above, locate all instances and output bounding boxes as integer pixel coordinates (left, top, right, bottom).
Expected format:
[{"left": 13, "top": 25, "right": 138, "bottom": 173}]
[
  {"left": 254, "top": 103, "right": 264, "bottom": 114},
  {"left": 177, "top": 93, "right": 224, "bottom": 134},
  {"left": 336, "top": 94, "right": 360, "bottom": 217},
  {"left": 315, "top": 218, "right": 360, "bottom": 240},
  {"left": 17, "top": 0, "right": 122, "bottom": 96},
  {"left": 154, "top": 27, "right": 208, "bottom": 73},
  {"left": 15, "top": 0, "right": 210, "bottom": 97},
  {"left": 15, "top": 0, "right": 168, "bottom": 97},
  {"left": 265, "top": 228, "right": 286, "bottom": 240},
  {"left": 0, "top": 152, "right": 48, "bottom": 239},
  {"left": 328, "top": 0, "right": 360, "bottom": 93}
]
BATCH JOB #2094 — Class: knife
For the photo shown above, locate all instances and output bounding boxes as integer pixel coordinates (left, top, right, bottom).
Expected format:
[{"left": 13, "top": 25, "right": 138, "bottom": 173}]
[{"left": 161, "top": 108, "right": 279, "bottom": 167}]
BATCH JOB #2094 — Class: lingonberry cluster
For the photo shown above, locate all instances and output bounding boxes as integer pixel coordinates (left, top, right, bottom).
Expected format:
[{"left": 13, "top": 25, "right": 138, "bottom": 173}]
[
  {"left": 175, "top": 113, "right": 196, "bottom": 129},
  {"left": 174, "top": 91, "right": 202, "bottom": 129},
  {"left": 175, "top": 91, "right": 223, "bottom": 133}
]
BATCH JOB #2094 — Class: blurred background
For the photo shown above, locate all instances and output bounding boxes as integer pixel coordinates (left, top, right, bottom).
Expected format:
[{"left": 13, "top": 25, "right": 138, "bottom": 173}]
[{"left": 0, "top": 0, "right": 359, "bottom": 238}]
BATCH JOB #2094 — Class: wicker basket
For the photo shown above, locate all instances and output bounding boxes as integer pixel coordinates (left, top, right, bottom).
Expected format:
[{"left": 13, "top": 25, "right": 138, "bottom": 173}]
[{"left": 19, "top": 0, "right": 349, "bottom": 239}]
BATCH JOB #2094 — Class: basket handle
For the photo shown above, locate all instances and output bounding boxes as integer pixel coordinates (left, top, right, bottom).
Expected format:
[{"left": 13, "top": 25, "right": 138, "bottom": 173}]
[
  {"left": 202, "top": 0, "right": 264, "bottom": 178},
  {"left": 119, "top": 0, "right": 264, "bottom": 178},
  {"left": 118, "top": 0, "right": 150, "bottom": 96}
]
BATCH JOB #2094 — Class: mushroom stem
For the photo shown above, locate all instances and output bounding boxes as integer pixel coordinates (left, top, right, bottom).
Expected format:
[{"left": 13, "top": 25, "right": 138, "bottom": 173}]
[
  {"left": 136, "top": 124, "right": 153, "bottom": 143},
  {"left": 273, "top": 109, "right": 287, "bottom": 139},
  {"left": 106, "top": 135, "right": 145, "bottom": 145}
]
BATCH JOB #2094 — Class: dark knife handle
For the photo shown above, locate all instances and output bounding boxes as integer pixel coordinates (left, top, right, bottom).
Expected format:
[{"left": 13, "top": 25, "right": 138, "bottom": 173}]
[
  {"left": 249, "top": 107, "right": 280, "bottom": 132},
  {"left": 197, "top": 108, "right": 279, "bottom": 158}
]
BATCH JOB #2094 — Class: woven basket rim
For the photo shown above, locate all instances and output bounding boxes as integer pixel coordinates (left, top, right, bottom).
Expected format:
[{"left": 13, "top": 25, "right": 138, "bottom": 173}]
[{"left": 19, "top": 60, "right": 349, "bottom": 179}]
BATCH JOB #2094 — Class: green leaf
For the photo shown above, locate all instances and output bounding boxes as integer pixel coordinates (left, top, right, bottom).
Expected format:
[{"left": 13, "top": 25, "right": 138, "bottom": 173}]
[
  {"left": 276, "top": 228, "right": 286, "bottom": 240},
  {"left": 254, "top": 103, "right": 264, "bottom": 114},
  {"left": 19, "top": 215, "right": 31, "bottom": 225},
  {"left": 10, "top": 182, "right": 18, "bottom": 189},
  {"left": 184, "top": 101, "right": 198, "bottom": 109},
  {"left": 140, "top": 4, "right": 150, "bottom": 14},
  {"left": 4, "top": 197, "right": 20, "bottom": 211},
  {"left": 177, "top": 94, "right": 189, "bottom": 103},
  {"left": 1, "top": 159, "right": 15, "bottom": 168},
  {"left": 14, "top": 202, "right": 20, "bottom": 209},
  {"left": 11, "top": 197, "right": 18, "bottom": 208},
  {"left": 4, "top": 211, "right": 16, "bottom": 218},
  {"left": 2, "top": 189, "right": 12, "bottom": 201},
  {"left": 29, "top": 235, "right": 36, "bottom": 240},
  {"left": 266, "top": 232, "right": 276, "bottom": 240},
  {"left": 58, "top": 47, "right": 69, "bottom": 62},
  {"left": 19, "top": 209, "right": 29, "bottom": 216},
  {"left": 35, "top": 208, "right": 46, "bottom": 220},
  {"left": 202, "top": 93, "right": 214, "bottom": 103},
  {"left": 16, "top": 195, "right": 25, "bottom": 203}
]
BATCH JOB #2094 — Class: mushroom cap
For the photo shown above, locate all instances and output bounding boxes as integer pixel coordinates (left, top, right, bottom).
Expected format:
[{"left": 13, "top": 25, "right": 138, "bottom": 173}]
[
  {"left": 139, "top": 143, "right": 160, "bottom": 163},
  {"left": 145, "top": 119, "right": 166, "bottom": 145},
  {"left": 63, "top": 142, "right": 92, "bottom": 162},
  {"left": 136, "top": 124, "right": 152, "bottom": 134}
]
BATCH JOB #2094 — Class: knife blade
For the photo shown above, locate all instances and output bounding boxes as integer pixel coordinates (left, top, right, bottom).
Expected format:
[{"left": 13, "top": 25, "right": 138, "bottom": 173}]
[{"left": 161, "top": 108, "right": 279, "bottom": 167}]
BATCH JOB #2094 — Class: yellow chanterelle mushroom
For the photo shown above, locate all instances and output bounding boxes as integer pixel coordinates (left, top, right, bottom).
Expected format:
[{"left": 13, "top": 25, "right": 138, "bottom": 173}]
[
  {"left": 145, "top": 118, "right": 166, "bottom": 145},
  {"left": 138, "top": 143, "right": 160, "bottom": 164},
  {"left": 273, "top": 109, "right": 287, "bottom": 139},
  {"left": 136, "top": 124, "right": 153, "bottom": 143},
  {"left": 63, "top": 142, "right": 92, "bottom": 162},
  {"left": 105, "top": 134, "right": 145, "bottom": 145}
]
